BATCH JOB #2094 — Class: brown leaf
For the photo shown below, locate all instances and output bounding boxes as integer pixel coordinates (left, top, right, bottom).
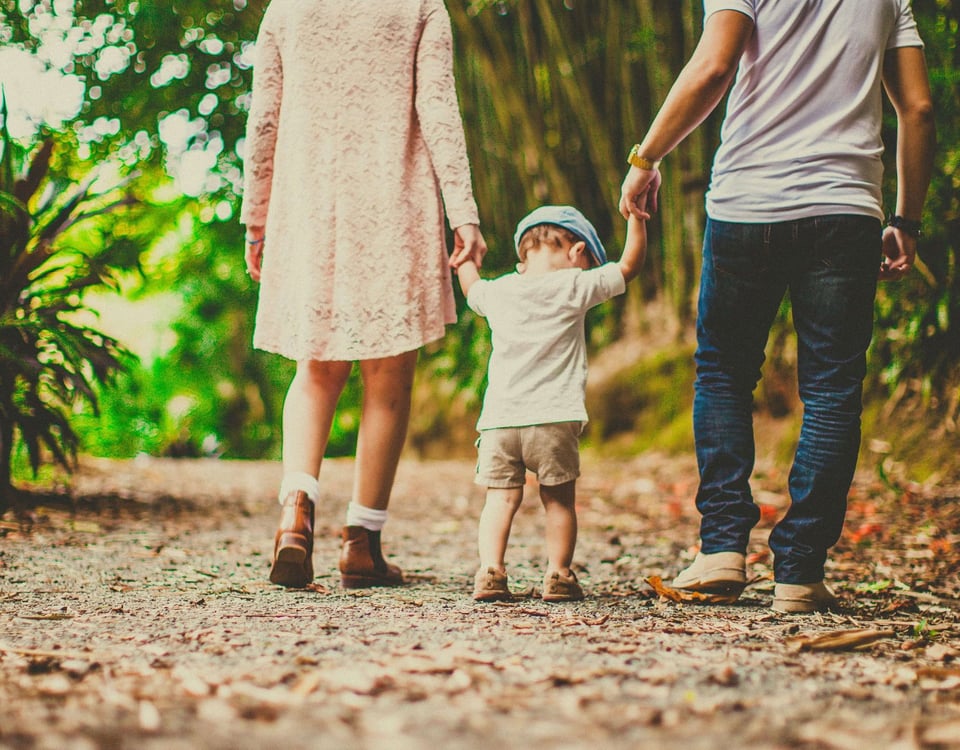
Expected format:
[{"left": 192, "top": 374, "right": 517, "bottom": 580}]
[
  {"left": 922, "top": 720, "right": 960, "bottom": 745},
  {"left": 644, "top": 576, "right": 740, "bottom": 605},
  {"left": 786, "top": 628, "right": 895, "bottom": 652},
  {"left": 290, "top": 671, "right": 324, "bottom": 697}
]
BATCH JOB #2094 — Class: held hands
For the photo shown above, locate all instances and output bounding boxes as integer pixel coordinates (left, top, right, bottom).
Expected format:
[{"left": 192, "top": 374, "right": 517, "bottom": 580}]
[
  {"left": 244, "top": 226, "right": 266, "bottom": 283},
  {"left": 619, "top": 166, "right": 662, "bottom": 220},
  {"left": 879, "top": 226, "right": 916, "bottom": 281},
  {"left": 449, "top": 223, "right": 488, "bottom": 269}
]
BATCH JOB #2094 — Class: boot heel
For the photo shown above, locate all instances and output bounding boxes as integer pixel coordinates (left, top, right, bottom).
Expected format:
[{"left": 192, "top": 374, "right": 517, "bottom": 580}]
[
  {"left": 270, "top": 556, "right": 310, "bottom": 587},
  {"left": 275, "top": 544, "right": 307, "bottom": 565},
  {"left": 269, "top": 492, "right": 315, "bottom": 588},
  {"left": 340, "top": 573, "right": 376, "bottom": 589}
]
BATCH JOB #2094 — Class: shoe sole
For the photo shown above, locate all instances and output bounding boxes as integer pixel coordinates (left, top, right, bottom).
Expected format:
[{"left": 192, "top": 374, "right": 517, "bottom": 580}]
[
  {"left": 340, "top": 574, "right": 404, "bottom": 589},
  {"left": 473, "top": 590, "right": 512, "bottom": 602},
  {"left": 542, "top": 589, "right": 585, "bottom": 602},
  {"left": 270, "top": 545, "right": 310, "bottom": 588},
  {"left": 676, "top": 580, "right": 746, "bottom": 597},
  {"left": 772, "top": 598, "right": 838, "bottom": 614}
]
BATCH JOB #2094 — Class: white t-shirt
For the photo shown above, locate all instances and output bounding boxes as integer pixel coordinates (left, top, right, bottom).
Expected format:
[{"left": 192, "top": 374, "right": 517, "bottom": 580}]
[
  {"left": 467, "top": 263, "right": 626, "bottom": 431},
  {"left": 703, "top": 0, "right": 923, "bottom": 222}
]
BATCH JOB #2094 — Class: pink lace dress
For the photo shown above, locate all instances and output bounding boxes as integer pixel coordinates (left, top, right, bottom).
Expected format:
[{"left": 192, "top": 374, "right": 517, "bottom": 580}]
[{"left": 240, "top": 0, "right": 480, "bottom": 361}]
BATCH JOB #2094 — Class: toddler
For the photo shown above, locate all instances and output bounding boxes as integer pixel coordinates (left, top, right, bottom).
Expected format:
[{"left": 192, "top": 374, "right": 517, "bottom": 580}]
[{"left": 456, "top": 204, "right": 647, "bottom": 601}]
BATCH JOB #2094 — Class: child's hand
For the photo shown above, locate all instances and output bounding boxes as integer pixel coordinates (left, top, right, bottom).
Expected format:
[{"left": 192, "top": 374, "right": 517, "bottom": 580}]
[
  {"left": 455, "top": 258, "right": 481, "bottom": 295},
  {"left": 628, "top": 188, "right": 652, "bottom": 222},
  {"left": 450, "top": 224, "right": 488, "bottom": 268}
]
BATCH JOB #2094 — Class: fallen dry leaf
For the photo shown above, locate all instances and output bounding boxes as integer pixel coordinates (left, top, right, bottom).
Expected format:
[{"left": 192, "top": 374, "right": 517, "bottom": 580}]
[
  {"left": 922, "top": 720, "right": 960, "bottom": 745},
  {"left": 786, "top": 628, "right": 895, "bottom": 652},
  {"left": 644, "top": 576, "right": 740, "bottom": 605}
]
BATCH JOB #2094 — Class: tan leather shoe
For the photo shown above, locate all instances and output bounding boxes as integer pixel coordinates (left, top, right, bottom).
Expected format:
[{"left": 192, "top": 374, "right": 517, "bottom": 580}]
[
  {"left": 269, "top": 491, "right": 314, "bottom": 588},
  {"left": 473, "top": 567, "right": 511, "bottom": 602},
  {"left": 772, "top": 581, "right": 838, "bottom": 613},
  {"left": 671, "top": 551, "right": 746, "bottom": 597},
  {"left": 339, "top": 525, "right": 404, "bottom": 588},
  {"left": 542, "top": 569, "right": 585, "bottom": 602}
]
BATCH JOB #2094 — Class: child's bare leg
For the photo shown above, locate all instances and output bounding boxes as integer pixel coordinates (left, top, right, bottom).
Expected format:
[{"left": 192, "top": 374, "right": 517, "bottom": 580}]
[
  {"left": 540, "top": 480, "right": 577, "bottom": 575},
  {"left": 478, "top": 487, "right": 524, "bottom": 571},
  {"left": 282, "top": 359, "right": 353, "bottom": 477}
]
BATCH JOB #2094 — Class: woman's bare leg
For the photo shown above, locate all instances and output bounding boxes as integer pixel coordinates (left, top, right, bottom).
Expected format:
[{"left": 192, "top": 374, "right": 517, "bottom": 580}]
[
  {"left": 351, "top": 350, "right": 418, "bottom": 510},
  {"left": 281, "top": 359, "right": 353, "bottom": 477}
]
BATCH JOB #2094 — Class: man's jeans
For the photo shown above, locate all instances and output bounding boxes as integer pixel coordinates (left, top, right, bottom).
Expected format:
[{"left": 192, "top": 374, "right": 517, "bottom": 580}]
[{"left": 694, "top": 215, "right": 881, "bottom": 584}]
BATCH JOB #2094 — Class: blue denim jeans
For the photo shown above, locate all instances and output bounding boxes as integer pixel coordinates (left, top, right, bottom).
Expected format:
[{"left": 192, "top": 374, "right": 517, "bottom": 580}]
[{"left": 694, "top": 215, "right": 881, "bottom": 584}]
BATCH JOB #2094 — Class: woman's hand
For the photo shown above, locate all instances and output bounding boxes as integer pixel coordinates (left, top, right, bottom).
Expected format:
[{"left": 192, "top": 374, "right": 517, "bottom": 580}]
[
  {"left": 450, "top": 223, "right": 488, "bottom": 269},
  {"left": 245, "top": 227, "right": 265, "bottom": 282}
]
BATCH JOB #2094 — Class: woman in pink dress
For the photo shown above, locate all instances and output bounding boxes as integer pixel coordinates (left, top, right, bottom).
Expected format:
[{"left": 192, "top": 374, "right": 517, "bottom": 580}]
[{"left": 240, "top": 0, "right": 486, "bottom": 589}]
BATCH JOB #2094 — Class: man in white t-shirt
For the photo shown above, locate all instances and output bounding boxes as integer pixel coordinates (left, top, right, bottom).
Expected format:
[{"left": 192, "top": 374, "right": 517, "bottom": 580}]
[
  {"left": 455, "top": 205, "right": 646, "bottom": 603},
  {"left": 619, "top": 0, "right": 935, "bottom": 613}
]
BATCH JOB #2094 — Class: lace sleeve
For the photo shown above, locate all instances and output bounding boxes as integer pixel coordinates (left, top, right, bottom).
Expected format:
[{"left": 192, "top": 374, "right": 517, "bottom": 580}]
[
  {"left": 415, "top": 0, "right": 480, "bottom": 230},
  {"left": 240, "top": 12, "right": 283, "bottom": 227}
]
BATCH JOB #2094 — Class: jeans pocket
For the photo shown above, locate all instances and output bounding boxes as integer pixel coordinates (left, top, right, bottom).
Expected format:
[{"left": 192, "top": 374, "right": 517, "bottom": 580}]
[
  {"left": 708, "top": 220, "right": 773, "bottom": 283},
  {"left": 810, "top": 215, "right": 881, "bottom": 271}
]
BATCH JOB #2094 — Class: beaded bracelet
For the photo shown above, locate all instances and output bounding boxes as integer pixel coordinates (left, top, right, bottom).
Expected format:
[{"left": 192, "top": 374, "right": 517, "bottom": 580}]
[{"left": 245, "top": 237, "right": 264, "bottom": 246}]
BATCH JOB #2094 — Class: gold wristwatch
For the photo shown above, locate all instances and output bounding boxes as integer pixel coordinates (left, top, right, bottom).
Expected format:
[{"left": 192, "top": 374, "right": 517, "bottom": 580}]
[{"left": 627, "top": 144, "right": 661, "bottom": 171}]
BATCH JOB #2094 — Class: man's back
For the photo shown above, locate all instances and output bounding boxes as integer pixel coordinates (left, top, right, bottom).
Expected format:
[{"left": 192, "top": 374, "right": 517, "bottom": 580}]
[{"left": 705, "top": 0, "right": 923, "bottom": 222}]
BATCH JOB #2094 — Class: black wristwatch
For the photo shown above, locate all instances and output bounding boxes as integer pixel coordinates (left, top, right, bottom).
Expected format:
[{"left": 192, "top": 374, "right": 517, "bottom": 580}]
[{"left": 886, "top": 214, "right": 922, "bottom": 239}]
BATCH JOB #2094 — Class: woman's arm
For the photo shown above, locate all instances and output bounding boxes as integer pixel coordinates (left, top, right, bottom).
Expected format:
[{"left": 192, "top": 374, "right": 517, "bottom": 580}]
[
  {"left": 414, "top": 0, "right": 480, "bottom": 231},
  {"left": 239, "top": 11, "right": 283, "bottom": 229}
]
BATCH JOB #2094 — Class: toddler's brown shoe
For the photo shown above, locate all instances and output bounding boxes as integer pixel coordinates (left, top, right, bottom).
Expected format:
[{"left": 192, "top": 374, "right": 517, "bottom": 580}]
[
  {"left": 542, "top": 569, "right": 584, "bottom": 602},
  {"left": 473, "top": 567, "right": 511, "bottom": 601}
]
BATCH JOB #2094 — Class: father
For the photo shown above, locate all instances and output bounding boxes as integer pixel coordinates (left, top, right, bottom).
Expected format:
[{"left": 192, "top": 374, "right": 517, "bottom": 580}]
[{"left": 620, "top": 1, "right": 935, "bottom": 612}]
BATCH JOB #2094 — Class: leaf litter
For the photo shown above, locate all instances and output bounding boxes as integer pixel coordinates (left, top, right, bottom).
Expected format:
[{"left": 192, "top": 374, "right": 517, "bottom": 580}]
[{"left": 0, "top": 453, "right": 958, "bottom": 749}]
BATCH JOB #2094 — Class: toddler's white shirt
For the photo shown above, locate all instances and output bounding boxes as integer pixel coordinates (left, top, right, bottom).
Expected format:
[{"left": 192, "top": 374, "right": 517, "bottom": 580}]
[{"left": 467, "top": 263, "right": 625, "bottom": 431}]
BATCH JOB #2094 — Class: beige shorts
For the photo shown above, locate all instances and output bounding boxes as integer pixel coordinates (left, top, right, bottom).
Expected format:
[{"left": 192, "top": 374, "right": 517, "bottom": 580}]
[{"left": 475, "top": 422, "right": 582, "bottom": 488}]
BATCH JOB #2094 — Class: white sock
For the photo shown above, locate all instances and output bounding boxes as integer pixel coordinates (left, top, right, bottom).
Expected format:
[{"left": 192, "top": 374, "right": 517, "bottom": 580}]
[
  {"left": 346, "top": 502, "right": 388, "bottom": 531},
  {"left": 278, "top": 471, "right": 320, "bottom": 505}
]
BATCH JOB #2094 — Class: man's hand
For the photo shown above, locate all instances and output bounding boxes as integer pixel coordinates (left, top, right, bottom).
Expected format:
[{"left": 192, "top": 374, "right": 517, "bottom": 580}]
[
  {"left": 878, "top": 226, "right": 917, "bottom": 281},
  {"left": 450, "top": 223, "right": 488, "bottom": 268},
  {"left": 619, "top": 167, "right": 661, "bottom": 220}
]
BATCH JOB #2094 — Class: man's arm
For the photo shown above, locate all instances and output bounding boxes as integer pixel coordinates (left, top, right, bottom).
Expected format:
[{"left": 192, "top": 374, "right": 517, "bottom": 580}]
[
  {"left": 620, "top": 10, "right": 754, "bottom": 218},
  {"left": 879, "top": 45, "right": 936, "bottom": 279}
]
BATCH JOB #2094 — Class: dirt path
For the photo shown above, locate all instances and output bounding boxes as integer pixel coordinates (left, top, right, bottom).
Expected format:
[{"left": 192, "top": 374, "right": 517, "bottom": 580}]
[{"left": 1, "top": 453, "right": 959, "bottom": 749}]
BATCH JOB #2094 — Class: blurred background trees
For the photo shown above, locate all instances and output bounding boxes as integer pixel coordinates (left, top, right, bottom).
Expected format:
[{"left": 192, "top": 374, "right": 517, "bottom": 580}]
[{"left": 0, "top": 0, "right": 956, "bottom": 481}]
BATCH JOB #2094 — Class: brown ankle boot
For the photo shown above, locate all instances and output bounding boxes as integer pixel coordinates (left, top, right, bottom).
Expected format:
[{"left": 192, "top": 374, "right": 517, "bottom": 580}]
[
  {"left": 339, "top": 526, "right": 404, "bottom": 588},
  {"left": 269, "top": 491, "right": 314, "bottom": 588}
]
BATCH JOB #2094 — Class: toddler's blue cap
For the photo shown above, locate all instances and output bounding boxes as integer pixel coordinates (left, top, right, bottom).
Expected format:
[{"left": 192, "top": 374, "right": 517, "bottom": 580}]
[{"left": 514, "top": 205, "right": 607, "bottom": 266}]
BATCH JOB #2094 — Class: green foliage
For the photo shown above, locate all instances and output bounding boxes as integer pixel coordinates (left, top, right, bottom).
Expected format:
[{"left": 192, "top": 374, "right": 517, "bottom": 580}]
[
  {"left": 584, "top": 343, "right": 696, "bottom": 454},
  {"left": 0, "top": 99, "right": 142, "bottom": 505},
  {"left": 871, "top": 1, "right": 960, "bottom": 424},
  {"left": 1, "top": 1, "right": 957, "bottom": 468}
]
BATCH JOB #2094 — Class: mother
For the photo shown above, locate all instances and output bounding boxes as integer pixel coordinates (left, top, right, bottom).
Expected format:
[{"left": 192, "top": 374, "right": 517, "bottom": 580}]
[{"left": 240, "top": 0, "right": 486, "bottom": 588}]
